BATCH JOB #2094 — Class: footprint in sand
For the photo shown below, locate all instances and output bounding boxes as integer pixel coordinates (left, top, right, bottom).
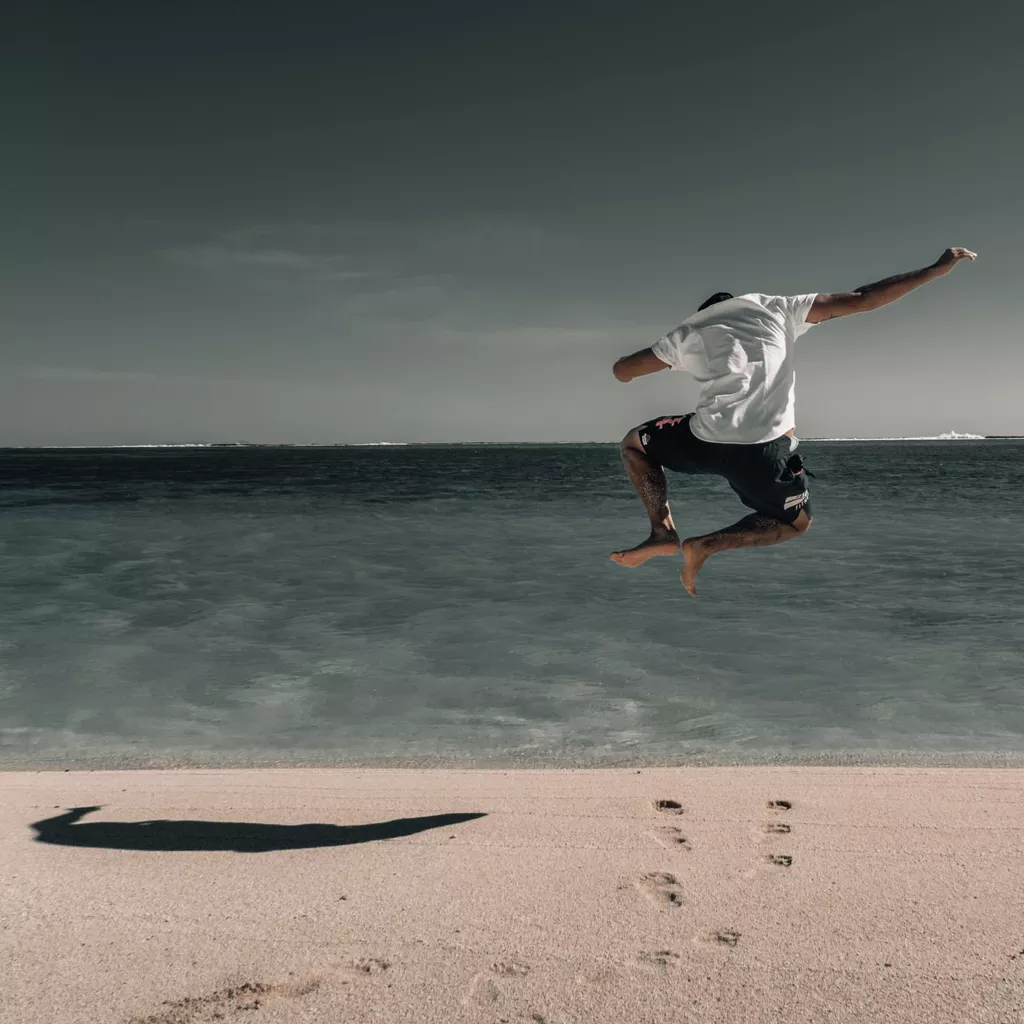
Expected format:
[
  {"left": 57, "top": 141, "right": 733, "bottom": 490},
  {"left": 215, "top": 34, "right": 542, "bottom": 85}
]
[
  {"left": 767, "top": 799, "right": 792, "bottom": 811},
  {"left": 761, "top": 822, "right": 791, "bottom": 835},
  {"left": 464, "top": 973, "right": 503, "bottom": 1008},
  {"left": 492, "top": 960, "right": 530, "bottom": 977},
  {"left": 634, "top": 871, "right": 684, "bottom": 908},
  {"left": 649, "top": 825, "right": 691, "bottom": 851},
  {"left": 742, "top": 852, "right": 794, "bottom": 879},
  {"left": 694, "top": 929, "right": 741, "bottom": 949},
  {"left": 350, "top": 957, "right": 391, "bottom": 975},
  {"left": 463, "top": 960, "right": 534, "bottom": 1014},
  {"left": 653, "top": 799, "right": 684, "bottom": 814},
  {"left": 128, "top": 977, "right": 322, "bottom": 1024},
  {"left": 638, "top": 949, "right": 682, "bottom": 967}
]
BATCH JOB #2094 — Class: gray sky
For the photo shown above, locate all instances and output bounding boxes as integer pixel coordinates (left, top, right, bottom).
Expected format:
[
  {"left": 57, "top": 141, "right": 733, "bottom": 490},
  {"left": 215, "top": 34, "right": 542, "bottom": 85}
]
[{"left": 3, "top": 1, "right": 1021, "bottom": 444}]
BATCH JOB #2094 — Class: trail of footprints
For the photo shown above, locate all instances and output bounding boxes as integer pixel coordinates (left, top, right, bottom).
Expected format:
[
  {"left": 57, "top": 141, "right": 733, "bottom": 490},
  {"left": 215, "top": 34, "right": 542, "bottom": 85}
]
[
  {"left": 125, "top": 795, "right": 796, "bottom": 1021},
  {"left": 637, "top": 793, "right": 796, "bottom": 961}
]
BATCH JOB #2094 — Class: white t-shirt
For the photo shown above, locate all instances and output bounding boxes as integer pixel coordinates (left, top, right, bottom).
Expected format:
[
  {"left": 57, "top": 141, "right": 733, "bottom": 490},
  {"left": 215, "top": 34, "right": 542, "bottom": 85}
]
[{"left": 650, "top": 292, "right": 818, "bottom": 444}]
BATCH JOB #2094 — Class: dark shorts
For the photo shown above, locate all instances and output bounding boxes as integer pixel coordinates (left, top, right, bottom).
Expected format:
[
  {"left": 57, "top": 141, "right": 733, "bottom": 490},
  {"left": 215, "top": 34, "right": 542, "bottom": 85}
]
[{"left": 635, "top": 414, "right": 813, "bottom": 524}]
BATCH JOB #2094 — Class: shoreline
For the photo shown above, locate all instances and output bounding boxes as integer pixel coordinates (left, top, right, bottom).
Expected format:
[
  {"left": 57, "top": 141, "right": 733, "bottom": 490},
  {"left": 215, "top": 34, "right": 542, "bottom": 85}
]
[{"left": 6, "top": 747, "right": 1024, "bottom": 772}]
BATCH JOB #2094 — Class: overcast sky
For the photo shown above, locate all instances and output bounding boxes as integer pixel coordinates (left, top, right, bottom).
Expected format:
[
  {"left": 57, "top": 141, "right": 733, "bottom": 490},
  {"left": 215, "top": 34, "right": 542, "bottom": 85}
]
[{"left": 3, "top": 0, "right": 1021, "bottom": 444}]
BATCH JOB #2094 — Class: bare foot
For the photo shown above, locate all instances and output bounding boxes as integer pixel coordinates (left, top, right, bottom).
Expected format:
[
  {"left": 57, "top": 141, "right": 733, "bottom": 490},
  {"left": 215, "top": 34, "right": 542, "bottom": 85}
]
[
  {"left": 610, "top": 529, "right": 680, "bottom": 568},
  {"left": 679, "top": 538, "right": 709, "bottom": 596}
]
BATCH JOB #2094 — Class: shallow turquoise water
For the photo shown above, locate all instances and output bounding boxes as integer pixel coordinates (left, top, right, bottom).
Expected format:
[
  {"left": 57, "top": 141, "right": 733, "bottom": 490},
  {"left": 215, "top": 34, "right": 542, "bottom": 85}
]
[{"left": 1, "top": 441, "right": 1022, "bottom": 768}]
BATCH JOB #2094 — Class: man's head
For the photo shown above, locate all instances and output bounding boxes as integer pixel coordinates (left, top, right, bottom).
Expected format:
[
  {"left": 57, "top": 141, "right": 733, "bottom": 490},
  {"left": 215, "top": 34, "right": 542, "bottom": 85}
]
[{"left": 697, "top": 292, "right": 733, "bottom": 311}]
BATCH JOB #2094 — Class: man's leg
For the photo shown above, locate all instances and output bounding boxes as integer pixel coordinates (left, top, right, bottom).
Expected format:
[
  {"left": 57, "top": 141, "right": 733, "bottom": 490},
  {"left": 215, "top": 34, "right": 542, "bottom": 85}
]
[
  {"left": 610, "top": 428, "right": 681, "bottom": 567},
  {"left": 679, "top": 508, "right": 812, "bottom": 596}
]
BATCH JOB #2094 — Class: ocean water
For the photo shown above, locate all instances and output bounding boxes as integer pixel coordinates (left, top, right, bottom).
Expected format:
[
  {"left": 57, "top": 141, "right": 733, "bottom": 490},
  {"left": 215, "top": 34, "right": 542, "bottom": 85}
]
[{"left": 1, "top": 441, "right": 1022, "bottom": 770}]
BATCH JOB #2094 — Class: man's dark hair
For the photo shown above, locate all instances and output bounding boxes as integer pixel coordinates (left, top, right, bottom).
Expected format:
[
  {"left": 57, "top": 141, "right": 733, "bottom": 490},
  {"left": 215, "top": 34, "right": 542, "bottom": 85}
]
[{"left": 697, "top": 292, "right": 734, "bottom": 311}]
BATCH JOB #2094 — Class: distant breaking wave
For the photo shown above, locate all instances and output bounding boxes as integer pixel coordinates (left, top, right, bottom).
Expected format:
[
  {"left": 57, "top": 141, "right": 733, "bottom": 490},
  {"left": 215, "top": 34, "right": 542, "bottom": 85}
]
[{"left": 808, "top": 431, "right": 986, "bottom": 441}]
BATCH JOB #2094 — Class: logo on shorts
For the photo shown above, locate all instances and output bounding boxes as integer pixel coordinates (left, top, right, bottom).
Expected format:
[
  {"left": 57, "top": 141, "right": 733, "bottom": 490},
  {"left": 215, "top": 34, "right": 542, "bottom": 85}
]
[
  {"left": 641, "top": 432, "right": 650, "bottom": 446},
  {"left": 654, "top": 416, "right": 687, "bottom": 429},
  {"left": 784, "top": 491, "right": 809, "bottom": 511}
]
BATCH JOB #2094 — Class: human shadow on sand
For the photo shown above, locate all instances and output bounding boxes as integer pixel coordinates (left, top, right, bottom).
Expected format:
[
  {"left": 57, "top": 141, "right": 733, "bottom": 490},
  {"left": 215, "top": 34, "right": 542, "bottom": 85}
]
[{"left": 30, "top": 805, "right": 487, "bottom": 853}]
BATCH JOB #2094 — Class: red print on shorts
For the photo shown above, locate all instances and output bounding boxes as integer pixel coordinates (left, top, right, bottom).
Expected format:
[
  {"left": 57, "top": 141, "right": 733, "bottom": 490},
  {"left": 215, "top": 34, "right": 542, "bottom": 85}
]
[{"left": 654, "top": 416, "right": 687, "bottom": 429}]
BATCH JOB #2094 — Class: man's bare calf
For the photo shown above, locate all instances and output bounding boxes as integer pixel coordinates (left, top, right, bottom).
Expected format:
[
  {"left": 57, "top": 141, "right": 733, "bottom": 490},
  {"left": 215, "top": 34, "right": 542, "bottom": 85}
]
[
  {"left": 610, "top": 429, "right": 680, "bottom": 567},
  {"left": 679, "top": 508, "right": 812, "bottom": 596}
]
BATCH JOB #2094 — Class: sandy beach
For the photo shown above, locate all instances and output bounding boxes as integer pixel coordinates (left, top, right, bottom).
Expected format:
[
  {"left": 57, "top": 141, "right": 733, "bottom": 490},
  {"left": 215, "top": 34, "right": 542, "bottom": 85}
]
[{"left": 2, "top": 766, "right": 1022, "bottom": 1023}]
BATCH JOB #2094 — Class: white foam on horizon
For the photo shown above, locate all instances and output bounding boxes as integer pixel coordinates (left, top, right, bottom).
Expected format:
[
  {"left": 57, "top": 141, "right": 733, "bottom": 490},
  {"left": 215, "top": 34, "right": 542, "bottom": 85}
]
[{"left": 807, "top": 432, "right": 987, "bottom": 441}]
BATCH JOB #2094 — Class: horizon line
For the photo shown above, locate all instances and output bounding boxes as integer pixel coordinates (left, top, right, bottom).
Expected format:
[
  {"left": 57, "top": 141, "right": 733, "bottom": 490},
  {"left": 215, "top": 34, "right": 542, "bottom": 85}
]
[{"left": 2, "top": 435, "right": 1019, "bottom": 450}]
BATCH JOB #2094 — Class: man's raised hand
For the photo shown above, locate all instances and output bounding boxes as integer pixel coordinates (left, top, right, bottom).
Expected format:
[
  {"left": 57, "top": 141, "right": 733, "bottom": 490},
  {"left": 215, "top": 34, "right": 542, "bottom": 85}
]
[{"left": 933, "top": 247, "right": 977, "bottom": 274}]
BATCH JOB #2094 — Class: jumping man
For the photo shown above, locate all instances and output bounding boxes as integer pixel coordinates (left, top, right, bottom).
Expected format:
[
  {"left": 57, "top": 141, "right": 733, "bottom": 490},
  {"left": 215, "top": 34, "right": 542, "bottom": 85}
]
[{"left": 610, "top": 247, "right": 977, "bottom": 596}]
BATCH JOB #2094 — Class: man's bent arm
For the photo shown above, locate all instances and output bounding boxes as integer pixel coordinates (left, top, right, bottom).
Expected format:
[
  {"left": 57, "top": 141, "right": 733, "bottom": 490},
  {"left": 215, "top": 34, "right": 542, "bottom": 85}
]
[{"left": 807, "top": 247, "right": 976, "bottom": 323}]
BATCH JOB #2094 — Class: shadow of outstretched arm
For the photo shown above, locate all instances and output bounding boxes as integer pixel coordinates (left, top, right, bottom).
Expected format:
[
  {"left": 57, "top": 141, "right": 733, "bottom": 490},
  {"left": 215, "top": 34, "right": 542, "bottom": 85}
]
[{"left": 30, "top": 806, "right": 487, "bottom": 853}]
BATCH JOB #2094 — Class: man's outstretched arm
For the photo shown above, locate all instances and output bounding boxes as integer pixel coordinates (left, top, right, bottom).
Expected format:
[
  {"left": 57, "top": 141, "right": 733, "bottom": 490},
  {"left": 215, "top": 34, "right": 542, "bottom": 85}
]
[
  {"left": 613, "top": 348, "right": 670, "bottom": 382},
  {"left": 806, "top": 247, "right": 977, "bottom": 323}
]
